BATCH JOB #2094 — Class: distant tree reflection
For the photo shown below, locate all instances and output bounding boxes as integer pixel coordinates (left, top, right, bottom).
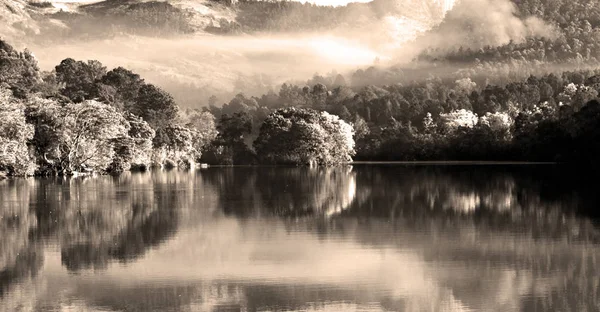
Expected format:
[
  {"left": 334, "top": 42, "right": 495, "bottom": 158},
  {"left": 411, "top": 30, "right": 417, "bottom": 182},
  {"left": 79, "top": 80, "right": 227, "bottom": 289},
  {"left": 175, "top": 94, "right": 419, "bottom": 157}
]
[
  {"left": 201, "top": 166, "right": 357, "bottom": 218},
  {"left": 343, "top": 165, "right": 600, "bottom": 240},
  {"left": 201, "top": 165, "right": 600, "bottom": 240},
  {"left": 339, "top": 165, "right": 600, "bottom": 312},
  {"left": 199, "top": 165, "right": 600, "bottom": 311}
]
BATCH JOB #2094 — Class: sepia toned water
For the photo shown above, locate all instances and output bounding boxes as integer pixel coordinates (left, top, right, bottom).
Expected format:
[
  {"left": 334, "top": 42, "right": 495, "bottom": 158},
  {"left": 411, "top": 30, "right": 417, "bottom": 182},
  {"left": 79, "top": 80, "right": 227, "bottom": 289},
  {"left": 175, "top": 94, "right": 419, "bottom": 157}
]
[{"left": 1, "top": 165, "right": 599, "bottom": 312}]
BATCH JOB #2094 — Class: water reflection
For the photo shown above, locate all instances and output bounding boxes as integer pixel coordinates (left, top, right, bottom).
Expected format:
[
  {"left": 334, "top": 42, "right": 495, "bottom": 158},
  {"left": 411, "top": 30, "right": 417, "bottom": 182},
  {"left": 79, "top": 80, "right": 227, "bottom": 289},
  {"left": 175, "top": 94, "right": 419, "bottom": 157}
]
[
  {"left": 200, "top": 167, "right": 356, "bottom": 218},
  {"left": 0, "top": 179, "right": 42, "bottom": 301},
  {"left": 0, "top": 165, "right": 598, "bottom": 312}
]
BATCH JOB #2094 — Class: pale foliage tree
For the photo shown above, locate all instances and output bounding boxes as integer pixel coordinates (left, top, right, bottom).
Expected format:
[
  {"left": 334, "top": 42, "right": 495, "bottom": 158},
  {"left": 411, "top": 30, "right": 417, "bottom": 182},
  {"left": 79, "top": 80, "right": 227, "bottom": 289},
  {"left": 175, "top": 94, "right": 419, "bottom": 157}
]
[
  {"left": 455, "top": 77, "right": 477, "bottom": 94},
  {"left": 423, "top": 112, "right": 436, "bottom": 134},
  {"left": 27, "top": 98, "right": 129, "bottom": 174},
  {"left": 152, "top": 124, "right": 196, "bottom": 168},
  {"left": 319, "top": 111, "right": 355, "bottom": 164},
  {"left": 109, "top": 114, "right": 156, "bottom": 172},
  {"left": 0, "top": 89, "right": 35, "bottom": 176},
  {"left": 440, "top": 109, "right": 479, "bottom": 131},
  {"left": 254, "top": 108, "right": 355, "bottom": 166},
  {"left": 183, "top": 109, "right": 218, "bottom": 160},
  {"left": 61, "top": 101, "right": 130, "bottom": 173},
  {"left": 558, "top": 83, "right": 598, "bottom": 110},
  {"left": 479, "top": 111, "right": 514, "bottom": 140},
  {"left": 126, "top": 114, "right": 155, "bottom": 169}
]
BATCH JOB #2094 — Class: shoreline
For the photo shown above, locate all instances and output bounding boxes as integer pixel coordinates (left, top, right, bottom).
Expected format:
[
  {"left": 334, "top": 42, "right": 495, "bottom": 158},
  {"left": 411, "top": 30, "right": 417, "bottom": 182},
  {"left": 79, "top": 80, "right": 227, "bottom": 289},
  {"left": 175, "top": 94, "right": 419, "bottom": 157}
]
[
  {"left": 349, "top": 161, "right": 559, "bottom": 165},
  {"left": 0, "top": 161, "right": 564, "bottom": 180}
]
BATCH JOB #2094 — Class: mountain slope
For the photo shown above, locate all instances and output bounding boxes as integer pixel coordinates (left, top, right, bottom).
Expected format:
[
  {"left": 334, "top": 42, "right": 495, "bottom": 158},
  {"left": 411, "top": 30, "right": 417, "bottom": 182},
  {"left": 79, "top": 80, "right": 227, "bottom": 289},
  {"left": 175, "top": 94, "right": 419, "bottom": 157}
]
[
  {"left": 1, "top": 0, "right": 238, "bottom": 41},
  {"left": 76, "top": 0, "right": 236, "bottom": 32},
  {"left": 0, "top": 0, "right": 44, "bottom": 37}
]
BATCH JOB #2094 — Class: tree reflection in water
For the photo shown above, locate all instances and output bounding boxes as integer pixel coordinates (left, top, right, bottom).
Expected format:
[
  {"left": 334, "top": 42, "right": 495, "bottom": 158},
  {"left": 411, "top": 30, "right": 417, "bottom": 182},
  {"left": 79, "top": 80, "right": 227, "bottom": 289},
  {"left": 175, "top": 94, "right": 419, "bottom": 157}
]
[
  {"left": 57, "top": 173, "right": 182, "bottom": 271},
  {"left": 0, "top": 179, "right": 42, "bottom": 301},
  {"left": 0, "top": 165, "right": 598, "bottom": 311},
  {"left": 330, "top": 165, "right": 600, "bottom": 312},
  {"left": 0, "top": 172, "right": 182, "bottom": 295},
  {"left": 200, "top": 166, "right": 357, "bottom": 218}
]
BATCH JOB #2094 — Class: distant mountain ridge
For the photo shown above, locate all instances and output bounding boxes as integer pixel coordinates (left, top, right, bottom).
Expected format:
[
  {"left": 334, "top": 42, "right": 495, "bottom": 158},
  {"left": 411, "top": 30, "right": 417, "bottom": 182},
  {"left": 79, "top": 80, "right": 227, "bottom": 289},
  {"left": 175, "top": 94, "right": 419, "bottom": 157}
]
[
  {"left": 77, "top": 0, "right": 237, "bottom": 31},
  {"left": 1, "top": 0, "right": 458, "bottom": 41},
  {"left": 0, "top": 0, "right": 238, "bottom": 40}
]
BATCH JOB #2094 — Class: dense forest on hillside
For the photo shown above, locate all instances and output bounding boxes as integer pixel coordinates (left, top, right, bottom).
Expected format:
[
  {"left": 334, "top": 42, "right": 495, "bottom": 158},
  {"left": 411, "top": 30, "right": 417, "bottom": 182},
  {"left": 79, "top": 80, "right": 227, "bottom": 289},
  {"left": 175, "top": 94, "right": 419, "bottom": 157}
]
[
  {"left": 47, "top": 1, "right": 197, "bottom": 38},
  {"left": 418, "top": 0, "right": 600, "bottom": 63},
  {"left": 216, "top": 0, "right": 600, "bottom": 93},
  {"left": 231, "top": 0, "right": 600, "bottom": 64}
]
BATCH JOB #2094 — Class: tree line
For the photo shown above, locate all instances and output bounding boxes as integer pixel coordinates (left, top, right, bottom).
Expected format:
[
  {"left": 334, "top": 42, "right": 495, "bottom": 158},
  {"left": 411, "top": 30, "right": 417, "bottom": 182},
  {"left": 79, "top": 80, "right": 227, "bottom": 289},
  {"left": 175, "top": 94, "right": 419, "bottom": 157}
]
[
  {"left": 4, "top": 35, "right": 600, "bottom": 177},
  {"left": 0, "top": 40, "right": 354, "bottom": 177},
  {"left": 206, "top": 67, "right": 600, "bottom": 168}
]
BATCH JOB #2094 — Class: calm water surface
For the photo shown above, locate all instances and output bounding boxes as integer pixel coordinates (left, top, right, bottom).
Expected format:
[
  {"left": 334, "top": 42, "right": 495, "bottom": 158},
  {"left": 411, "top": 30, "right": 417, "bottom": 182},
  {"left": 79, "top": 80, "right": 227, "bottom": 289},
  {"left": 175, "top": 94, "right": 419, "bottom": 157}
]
[{"left": 1, "top": 165, "right": 599, "bottom": 312}]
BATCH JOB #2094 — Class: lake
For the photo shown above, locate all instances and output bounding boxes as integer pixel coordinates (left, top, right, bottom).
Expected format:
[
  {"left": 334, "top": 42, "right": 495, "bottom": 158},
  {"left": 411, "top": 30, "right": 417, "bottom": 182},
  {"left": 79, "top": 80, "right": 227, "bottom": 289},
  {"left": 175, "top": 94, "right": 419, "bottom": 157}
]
[{"left": 1, "top": 165, "right": 599, "bottom": 312}]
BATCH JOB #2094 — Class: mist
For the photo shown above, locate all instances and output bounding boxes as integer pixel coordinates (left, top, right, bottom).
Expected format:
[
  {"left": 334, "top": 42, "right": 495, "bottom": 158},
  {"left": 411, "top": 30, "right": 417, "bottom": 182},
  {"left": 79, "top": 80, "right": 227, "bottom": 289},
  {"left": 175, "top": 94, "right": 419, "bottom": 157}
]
[
  {"left": 29, "top": 33, "right": 385, "bottom": 105},
  {"left": 15, "top": 0, "right": 555, "bottom": 106},
  {"left": 408, "top": 0, "right": 556, "bottom": 53},
  {"left": 17, "top": 0, "right": 448, "bottom": 105}
]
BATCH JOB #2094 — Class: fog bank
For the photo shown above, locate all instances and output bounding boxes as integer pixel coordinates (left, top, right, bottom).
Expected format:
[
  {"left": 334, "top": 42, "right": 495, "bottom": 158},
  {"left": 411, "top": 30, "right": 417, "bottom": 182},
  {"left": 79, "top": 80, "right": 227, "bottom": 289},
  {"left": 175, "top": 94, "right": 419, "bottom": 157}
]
[{"left": 20, "top": 0, "right": 556, "bottom": 106}]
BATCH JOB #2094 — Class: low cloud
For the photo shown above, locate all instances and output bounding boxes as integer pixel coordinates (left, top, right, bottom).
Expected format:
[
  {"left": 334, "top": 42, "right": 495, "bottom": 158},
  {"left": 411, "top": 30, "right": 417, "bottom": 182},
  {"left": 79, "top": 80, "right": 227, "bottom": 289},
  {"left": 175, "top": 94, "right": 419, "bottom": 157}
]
[{"left": 412, "top": 0, "right": 556, "bottom": 51}]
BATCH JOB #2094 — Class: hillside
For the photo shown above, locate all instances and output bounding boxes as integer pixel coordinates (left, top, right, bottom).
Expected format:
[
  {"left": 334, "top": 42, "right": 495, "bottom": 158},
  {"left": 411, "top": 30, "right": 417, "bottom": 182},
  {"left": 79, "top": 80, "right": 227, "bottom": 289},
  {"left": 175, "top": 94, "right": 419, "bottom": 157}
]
[
  {"left": 4, "top": 0, "right": 600, "bottom": 107},
  {"left": 417, "top": 0, "right": 600, "bottom": 64},
  {"left": 0, "top": 0, "right": 55, "bottom": 39},
  {"left": 73, "top": 0, "right": 237, "bottom": 34},
  {"left": 0, "top": 0, "right": 455, "bottom": 40},
  {"left": 0, "top": 0, "right": 238, "bottom": 41},
  {"left": 1, "top": 0, "right": 260, "bottom": 105}
]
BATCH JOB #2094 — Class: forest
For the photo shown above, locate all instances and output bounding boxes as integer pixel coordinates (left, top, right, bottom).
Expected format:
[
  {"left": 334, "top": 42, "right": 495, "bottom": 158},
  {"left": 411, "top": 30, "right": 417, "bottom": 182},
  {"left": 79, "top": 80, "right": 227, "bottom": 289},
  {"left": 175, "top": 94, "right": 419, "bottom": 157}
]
[
  {"left": 3, "top": 0, "right": 600, "bottom": 176},
  {"left": 2, "top": 37, "right": 600, "bottom": 177},
  {"left": 0, "top": 39, "right": 356, "bottom": 176}
]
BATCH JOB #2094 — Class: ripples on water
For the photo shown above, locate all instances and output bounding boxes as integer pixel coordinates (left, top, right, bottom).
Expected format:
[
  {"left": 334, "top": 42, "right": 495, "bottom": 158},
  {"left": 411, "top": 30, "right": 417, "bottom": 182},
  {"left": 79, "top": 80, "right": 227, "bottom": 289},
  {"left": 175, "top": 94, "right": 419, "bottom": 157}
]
[{"left": 0, "top": 165, "right": 599, "bottom": 312}]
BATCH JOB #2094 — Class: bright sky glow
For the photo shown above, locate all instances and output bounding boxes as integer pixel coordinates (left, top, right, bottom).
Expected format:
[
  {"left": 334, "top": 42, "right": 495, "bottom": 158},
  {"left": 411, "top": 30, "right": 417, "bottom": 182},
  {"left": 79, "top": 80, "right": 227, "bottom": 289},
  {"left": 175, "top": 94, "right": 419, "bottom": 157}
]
[{"left": 307, "top": 37, "right": 386, "bottom": 64}]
